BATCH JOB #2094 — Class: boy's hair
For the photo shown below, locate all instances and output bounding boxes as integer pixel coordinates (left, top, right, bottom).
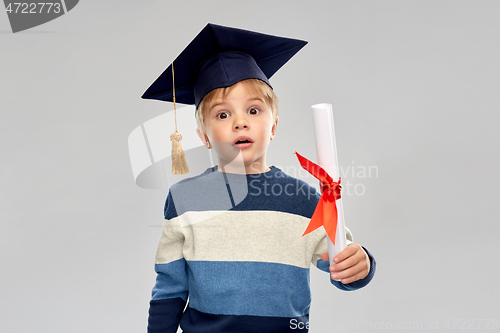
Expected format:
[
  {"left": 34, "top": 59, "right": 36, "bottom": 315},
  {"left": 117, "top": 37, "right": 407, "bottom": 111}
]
[{"left": 196, "top": 79, "right": 278, "bottom": 132}]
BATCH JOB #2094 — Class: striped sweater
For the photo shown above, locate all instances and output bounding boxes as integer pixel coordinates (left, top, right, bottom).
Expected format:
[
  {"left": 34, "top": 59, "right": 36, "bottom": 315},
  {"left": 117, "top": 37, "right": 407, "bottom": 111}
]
[{"left": 148, "top": 166, "right": 376, "bottom": 333}]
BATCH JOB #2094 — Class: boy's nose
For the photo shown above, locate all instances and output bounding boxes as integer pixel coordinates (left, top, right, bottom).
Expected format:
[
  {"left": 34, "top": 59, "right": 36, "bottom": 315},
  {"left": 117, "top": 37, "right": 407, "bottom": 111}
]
[{"left": 233, "top": 116, "right": 249, "bottom": 130}]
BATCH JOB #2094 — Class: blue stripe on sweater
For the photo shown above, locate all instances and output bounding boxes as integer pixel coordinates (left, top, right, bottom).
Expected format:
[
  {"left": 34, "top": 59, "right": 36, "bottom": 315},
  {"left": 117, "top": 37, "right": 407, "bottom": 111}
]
[
  {"left": 186, "top": 261, "right": 311, "bottom": 317},
  {"left": 152, "top": 259, "right": 188, "bottom": 302}
]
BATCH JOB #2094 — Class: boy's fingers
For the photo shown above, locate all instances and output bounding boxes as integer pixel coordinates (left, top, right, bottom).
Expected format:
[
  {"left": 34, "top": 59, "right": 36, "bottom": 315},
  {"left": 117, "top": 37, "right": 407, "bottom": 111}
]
[
  {"left": 330, "top": 246, "right": 369, "bottom": 272},
  {"left": 343, "top": 263, "right": 369, "bottom": 283},
  {"left": 339, "top": 271, "right": 365, "bottom": 284},
  {"left": 330, "top": 254, "right": 357, "bottom": 272},
  {"left": 331, "top": 260, "right": 368, "bottom": 283},
  {"left": 333, "top": 243, "right": 358, "bottom": 263},
  {"left": 320, "top": 252, "right": 329, "bottom": 261},
  {"left": 331, "top": 264, "right": 358, "bottom": 281},
  {"left": 326, "top": 244, "right": 370, "bottom": 283}
]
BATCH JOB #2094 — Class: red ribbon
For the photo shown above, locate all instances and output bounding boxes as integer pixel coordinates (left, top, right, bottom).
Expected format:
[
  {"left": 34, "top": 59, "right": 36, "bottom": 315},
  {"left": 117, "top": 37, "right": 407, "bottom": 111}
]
[{"left": 295, "top": 152, "right": 342, "bottom": 245}]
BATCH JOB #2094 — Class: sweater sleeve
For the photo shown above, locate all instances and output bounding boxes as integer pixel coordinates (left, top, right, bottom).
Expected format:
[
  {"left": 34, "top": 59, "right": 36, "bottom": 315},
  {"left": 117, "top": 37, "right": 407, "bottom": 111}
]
[{"left": 147, "top": 192, "right": 188, "bottom": 333}]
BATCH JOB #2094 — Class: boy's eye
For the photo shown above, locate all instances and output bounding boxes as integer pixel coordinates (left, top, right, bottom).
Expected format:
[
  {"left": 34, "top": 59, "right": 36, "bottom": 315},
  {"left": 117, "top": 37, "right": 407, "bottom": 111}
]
[
  {"left": 216, "top": 112, "right": 229, "bottom": 120},
  {"left": 248, "top": 108, "right": 260, "bottom": 115}
]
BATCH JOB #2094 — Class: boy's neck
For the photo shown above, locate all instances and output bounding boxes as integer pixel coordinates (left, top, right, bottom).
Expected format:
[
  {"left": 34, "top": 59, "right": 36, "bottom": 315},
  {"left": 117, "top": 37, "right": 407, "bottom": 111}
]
[{"left": 217, "top": 162, "right": 271, "bottom": 175}]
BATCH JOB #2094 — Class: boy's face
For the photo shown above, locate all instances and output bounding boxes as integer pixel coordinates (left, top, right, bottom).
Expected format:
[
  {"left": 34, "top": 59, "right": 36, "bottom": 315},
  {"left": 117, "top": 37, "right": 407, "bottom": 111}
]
[{"left": 197, "top": 81, "right": 278, "bottom": 174}]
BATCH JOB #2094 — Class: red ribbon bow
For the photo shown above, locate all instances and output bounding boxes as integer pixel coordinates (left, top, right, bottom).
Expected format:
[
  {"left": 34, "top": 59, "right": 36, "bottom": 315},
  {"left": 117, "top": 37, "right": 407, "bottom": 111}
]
[{"left": 295, "top": 152, "right": 342, "bottom": 244}]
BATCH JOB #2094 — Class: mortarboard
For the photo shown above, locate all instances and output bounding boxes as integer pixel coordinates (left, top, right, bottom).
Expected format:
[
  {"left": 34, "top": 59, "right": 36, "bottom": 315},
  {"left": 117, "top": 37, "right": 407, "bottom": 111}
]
[
  {"left": 142, "top": 23, "right": 308, "bottom": 109},
  {"left": 141, "top": 23, "right": 307, "bottom": 174}
]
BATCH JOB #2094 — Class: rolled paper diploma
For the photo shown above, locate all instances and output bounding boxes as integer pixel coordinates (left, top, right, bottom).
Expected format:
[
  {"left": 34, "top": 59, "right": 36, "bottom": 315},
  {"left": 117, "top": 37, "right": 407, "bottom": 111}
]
[{"left": 311, "top": 103, "right": 347, "bottom": 266}]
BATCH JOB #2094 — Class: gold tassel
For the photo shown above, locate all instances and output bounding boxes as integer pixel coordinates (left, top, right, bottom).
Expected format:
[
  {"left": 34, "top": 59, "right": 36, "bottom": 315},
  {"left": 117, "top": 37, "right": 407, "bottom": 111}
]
[
  {"left": 170, "top": 62, "right": 189, "bottom": 174},
  {"left": 170, "top": 131, "right": 189, "bottom": 174}
]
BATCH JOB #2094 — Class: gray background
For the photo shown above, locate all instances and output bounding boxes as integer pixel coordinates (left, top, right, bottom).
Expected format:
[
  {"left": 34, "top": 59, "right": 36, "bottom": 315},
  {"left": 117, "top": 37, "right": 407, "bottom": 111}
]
[{"left": 1, "top": 1, "right": 499, "bottom": 332}]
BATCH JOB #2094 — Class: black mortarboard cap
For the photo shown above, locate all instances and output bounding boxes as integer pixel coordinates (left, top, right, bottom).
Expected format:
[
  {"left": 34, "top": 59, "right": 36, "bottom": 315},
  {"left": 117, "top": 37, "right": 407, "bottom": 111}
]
[{"left": 141, "top": 23, "right": 308, "bottom": 109}]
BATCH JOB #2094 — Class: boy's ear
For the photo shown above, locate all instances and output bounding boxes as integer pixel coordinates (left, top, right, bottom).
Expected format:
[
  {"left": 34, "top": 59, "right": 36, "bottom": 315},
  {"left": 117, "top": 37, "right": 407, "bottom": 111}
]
[
  {"left": 270, "top": 116, "right": 279, "bottom": 140},
  {"left": 196, "top": 127, "right": 211, "bottom": 149}
]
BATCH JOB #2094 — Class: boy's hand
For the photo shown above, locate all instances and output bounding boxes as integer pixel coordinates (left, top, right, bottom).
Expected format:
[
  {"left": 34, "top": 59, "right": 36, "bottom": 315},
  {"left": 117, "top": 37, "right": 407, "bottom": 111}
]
[{"left": 320, "top": 243, "right": 370, "bottom": 284}]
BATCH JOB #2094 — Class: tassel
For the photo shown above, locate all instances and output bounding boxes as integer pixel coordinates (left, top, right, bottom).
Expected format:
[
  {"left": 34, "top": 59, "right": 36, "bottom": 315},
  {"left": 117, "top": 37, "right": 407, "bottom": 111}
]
[
  {"left": 170, "top": 62, "right": 189, "bottom": 174},
  {"left": 170, "top": 131, "right": 189, "bottom": 174}
]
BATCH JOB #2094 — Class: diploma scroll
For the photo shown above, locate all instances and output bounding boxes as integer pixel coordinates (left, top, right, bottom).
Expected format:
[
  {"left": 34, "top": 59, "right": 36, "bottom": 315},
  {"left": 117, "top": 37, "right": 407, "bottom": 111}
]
[{"left": 311, "top": 103, "right": 347, "bottom": 266}]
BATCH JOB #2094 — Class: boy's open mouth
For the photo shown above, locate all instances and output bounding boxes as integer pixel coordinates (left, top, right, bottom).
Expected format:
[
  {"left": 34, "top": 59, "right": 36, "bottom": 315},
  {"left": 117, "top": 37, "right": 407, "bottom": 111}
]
[{"left": 233, "top": 136, "right": 253, "bottom": 148}]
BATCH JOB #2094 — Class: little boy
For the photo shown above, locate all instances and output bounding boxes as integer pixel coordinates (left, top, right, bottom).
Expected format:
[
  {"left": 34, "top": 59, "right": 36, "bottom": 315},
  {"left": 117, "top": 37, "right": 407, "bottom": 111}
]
[{"left": 143, "top": 23, "right": 376, "bottom": 333}]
